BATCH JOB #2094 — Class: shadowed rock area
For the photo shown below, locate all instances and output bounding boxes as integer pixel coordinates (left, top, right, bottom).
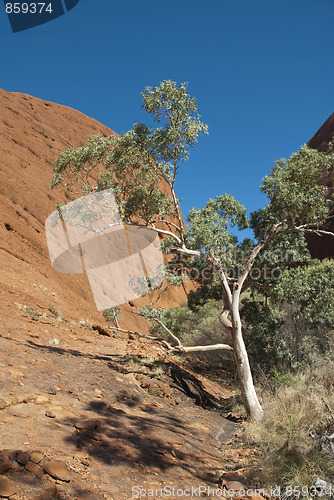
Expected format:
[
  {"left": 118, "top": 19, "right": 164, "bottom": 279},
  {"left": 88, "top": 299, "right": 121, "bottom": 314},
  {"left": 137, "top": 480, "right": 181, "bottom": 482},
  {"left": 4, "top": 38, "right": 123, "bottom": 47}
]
[{"left": 306, "top": 113, "right": 334, "bottom": 259}]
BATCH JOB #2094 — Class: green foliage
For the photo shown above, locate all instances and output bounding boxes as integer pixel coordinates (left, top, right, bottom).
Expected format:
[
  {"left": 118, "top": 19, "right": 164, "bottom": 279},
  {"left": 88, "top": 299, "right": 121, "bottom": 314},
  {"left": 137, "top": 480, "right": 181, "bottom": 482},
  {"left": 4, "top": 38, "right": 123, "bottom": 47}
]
[
  {"left": 140, "top": 80, "right": 208, "bottom": 167},
  {"left": 252, "top": 145, "right": 334, "bottom": 238},
  {"left": 187, "top": 281, "right": 223, "bottom": 310},
  {"left": 26, "top": 308, "right": 41, "bottom": 321},
  {"left": 52, "top": 132, "right": 175, "bottom": 224},
  {"left": 139, "top": 305, "right": 166, "bottom": 335},
  {"left": 272, "top": 259, "right": 334, "bottom": 328},
  {"left": 240, "top": 260, "right": 334, "bottom": 373},
  {"left": 51, "top": 80, "right": 208, "bottom": 229},
  {"left": 186, "top": 194, "right": 249, "bottom": 267},
  {"left": 241, "top": 296, "right": 287, "bottom": 372}
]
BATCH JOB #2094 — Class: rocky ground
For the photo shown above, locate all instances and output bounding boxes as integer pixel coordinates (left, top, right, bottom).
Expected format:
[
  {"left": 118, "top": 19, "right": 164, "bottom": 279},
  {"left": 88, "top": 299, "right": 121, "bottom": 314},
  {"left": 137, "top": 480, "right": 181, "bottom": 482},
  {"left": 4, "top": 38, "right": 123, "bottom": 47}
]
[{"left": 0, "top": 292, "right": 262, "bottom": 499}]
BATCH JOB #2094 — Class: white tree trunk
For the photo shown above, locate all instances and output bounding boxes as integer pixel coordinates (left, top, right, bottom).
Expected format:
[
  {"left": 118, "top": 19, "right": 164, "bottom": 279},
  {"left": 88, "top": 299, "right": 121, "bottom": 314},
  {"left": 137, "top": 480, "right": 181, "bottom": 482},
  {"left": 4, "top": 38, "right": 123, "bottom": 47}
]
[{"left": 230, "top": 292, "right": 263, "bottom": 420}]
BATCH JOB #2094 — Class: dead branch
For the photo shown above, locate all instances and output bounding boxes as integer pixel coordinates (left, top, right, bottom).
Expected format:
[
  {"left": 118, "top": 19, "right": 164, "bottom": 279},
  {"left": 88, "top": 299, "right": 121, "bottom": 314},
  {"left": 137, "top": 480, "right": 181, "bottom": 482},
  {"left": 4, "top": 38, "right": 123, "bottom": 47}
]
[{"left": 173, "top": 343, "right": 233, "bottom": 353}]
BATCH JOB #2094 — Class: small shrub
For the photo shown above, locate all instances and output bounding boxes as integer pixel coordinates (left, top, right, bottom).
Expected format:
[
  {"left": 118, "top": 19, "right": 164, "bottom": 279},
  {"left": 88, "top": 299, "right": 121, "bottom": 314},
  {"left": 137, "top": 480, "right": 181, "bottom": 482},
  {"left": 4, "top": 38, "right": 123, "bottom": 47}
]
[
  {"left": 48, "top": 304, "right": 67, "bottom": 322},
  {"left": 48, "top": 304, "right": 58, "bottom": 316},
  {"left": 163, "top": 299, "right": 233, "bottom": 368},
  {"left": 102, "top": 306, "right": 120, "bottom": 327},
  {"left": 26, "top": 308, "right": 41, "bottom": 321},
  {"left": 124, "top": 355, "right": 166, "bottom": 376}
]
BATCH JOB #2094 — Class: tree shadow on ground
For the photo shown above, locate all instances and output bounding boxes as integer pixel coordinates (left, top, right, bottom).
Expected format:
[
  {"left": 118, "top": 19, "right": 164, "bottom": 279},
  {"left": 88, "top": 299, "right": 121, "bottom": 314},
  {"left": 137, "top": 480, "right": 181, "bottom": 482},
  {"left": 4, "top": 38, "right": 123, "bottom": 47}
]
[
  {"left": 26, "top": 341, "right": 240, "bottom": 419},
  {"left": 26, "top": 340, "right": 122, "bottom": 367},
  {"left": 62, "top": 399, "right": 222, "bottom": 483}
]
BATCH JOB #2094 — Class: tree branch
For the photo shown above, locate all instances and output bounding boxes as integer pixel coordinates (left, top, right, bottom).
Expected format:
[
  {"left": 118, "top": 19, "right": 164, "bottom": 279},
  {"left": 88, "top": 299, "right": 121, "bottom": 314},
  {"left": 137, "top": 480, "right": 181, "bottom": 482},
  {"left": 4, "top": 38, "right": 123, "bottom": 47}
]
[
  {"left": 107, "top": 325, "right": 174, "bottom": 350},
  {"left": 95, "top": 221, "right": 182, "bottom": 245},
  {"left": 237, "top": 241, "right": 265, "bottom": 291},
  {"left": 131, "top": 311, "right": 183, "bottom": 347},
  {"left": 149, "top": 220, "right": 181, "bottom": 232},
  {"left": 131, "top": 312, "right": 234, "bottom": 353},
  {"left": 173, "top": 343, "right": 234, "bottom": 353},
  {"left": 174, "top": 246, "right": 202, "bottom": 258},
  {"left": 294, "top": 226, "right": 334, "bottom": 238}
]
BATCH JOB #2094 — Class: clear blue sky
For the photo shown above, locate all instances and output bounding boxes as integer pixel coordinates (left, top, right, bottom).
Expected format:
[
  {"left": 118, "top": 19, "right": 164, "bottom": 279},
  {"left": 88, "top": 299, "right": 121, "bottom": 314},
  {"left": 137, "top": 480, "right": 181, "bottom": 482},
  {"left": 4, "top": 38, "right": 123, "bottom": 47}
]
[{"left": 1, "top": 0, "right": 333, "bottom": 237}]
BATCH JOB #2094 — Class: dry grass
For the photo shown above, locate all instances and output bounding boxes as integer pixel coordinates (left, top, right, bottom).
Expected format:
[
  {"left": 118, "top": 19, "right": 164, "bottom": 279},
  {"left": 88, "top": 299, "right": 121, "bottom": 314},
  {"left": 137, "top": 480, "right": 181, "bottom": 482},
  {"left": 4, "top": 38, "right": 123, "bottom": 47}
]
[{"left": 245, "top": 362, "right": 334, "bottom": 489}]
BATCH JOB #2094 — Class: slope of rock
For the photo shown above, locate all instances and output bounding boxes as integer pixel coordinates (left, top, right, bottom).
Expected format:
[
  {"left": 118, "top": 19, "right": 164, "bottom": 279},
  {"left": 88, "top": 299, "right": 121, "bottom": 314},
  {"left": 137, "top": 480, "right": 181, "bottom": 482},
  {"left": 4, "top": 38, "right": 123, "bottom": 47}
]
[
  {"left": 306, "top": 113, "right": 334, "bottom": 259},
  {"left": 0, "top": 88, "right": 191, "bottom": 335},
  {"left": 308, "top": 112, "right": 334, "bottom": 152},
  {"left": 0, "top": 317, "right": 245, "bottom": 499}
]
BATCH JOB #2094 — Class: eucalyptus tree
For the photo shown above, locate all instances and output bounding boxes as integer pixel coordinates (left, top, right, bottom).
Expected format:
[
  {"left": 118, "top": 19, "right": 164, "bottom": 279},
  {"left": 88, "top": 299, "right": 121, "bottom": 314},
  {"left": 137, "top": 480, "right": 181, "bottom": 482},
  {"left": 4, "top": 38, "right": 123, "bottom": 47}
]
[{"left": 52, "top": 80, "right": 334, "bottom": 420}]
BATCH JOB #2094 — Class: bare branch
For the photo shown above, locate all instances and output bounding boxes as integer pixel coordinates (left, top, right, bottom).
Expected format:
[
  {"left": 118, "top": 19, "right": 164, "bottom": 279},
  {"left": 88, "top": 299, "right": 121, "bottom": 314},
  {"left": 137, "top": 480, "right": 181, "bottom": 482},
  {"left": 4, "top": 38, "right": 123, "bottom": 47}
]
[
  {"left": 294, "top": 227, "right": 334, "bottom": 238},
  {"left": 130, "top": 312, "right": 234, "bottom": 353},
  {"left": 150, "top": 317, "right": 183, "bottom": 348},
  {"left": 131, "top": 311, "right": 183, "bottom": 347},
  {"left": 149, "top": 220, "right": 181, "bottom": 232},
  {"left": 107, "top": 325, "right": 174, "bottom": 350},
  {"left": 170, "top": 187, "right": 186, "bottom": 246},
  {"left": 174, "top": 246, "right": 202, "bottom": 258},
  {"left": 173, "top": 343, "right": 234, "bottom": 353},
  {"left": 95, "top": 221, "right": 182, "bottom": 245},
  {"left": 237, "top": 241, "right": 265, "bottom": 292},
  {"left": 214, "top": 264, "right": 233, "bottom": 307}
]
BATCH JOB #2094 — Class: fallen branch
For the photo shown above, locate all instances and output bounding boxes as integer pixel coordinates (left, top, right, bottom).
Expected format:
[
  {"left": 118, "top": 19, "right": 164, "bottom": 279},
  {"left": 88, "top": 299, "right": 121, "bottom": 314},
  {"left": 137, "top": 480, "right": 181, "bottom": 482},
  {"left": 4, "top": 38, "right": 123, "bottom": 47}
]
[
  {"left": 131, "top": 311, "right": 234, "bottom": 353},
  {"left": 107, "top": 324, "right": 160, "bottom": 341},
  {"left": 173, "top": 343, "right": 233, "bottom": 353}
]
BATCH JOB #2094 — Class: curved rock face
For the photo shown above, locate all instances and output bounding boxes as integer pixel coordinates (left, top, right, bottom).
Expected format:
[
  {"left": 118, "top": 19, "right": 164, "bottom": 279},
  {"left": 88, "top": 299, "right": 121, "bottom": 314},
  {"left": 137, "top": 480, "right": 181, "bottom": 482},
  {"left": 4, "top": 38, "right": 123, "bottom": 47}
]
[
  {"left": 308, "top": 113, "right": 334, "bottom": 152},
  {"left": 306, "top": 113, "right": 334, "bottom": 259},
  {"left": 0, "top": 89, "right": 190, "bottom": 330}
]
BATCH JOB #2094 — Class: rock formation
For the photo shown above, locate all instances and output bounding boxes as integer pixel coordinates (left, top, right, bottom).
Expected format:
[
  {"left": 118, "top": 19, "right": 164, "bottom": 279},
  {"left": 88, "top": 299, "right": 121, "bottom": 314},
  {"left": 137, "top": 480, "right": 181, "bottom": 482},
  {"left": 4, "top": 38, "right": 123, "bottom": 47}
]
[
  {"left": 0, "top": 89, "right": 191, "bottom": 331},
  {"left": 306, "top": 113, "right": 334, "bottom": 259}
]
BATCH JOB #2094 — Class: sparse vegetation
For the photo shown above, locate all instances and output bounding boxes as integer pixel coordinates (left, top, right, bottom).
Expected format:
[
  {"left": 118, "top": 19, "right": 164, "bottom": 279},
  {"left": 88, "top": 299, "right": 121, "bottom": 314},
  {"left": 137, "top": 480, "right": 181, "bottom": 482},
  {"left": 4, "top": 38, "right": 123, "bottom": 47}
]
[
  {"left": 245, "top": 362, "right": 334, "bottom": 489},
  {"left": 48, "top": 304, "right": 67, "bottom": 323},
  {"left": 48, "top": 304, "right": 58, "bottom": 316},
  {"left": 26, "top": 308, "right": 41, "bottom": 321},
  {"left": 124, "top": 355, "right": 167, "bottom": 376},
  {"left": 102, "top": 306, "right": 120, "bottom": 328}
]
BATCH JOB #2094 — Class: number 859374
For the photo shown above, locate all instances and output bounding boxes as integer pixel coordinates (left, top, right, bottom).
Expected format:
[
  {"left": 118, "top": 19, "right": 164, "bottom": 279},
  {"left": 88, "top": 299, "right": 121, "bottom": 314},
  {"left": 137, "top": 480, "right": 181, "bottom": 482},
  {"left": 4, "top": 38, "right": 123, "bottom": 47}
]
[{"left": 6, "top": 3, "right": 53, "bottom": 14}]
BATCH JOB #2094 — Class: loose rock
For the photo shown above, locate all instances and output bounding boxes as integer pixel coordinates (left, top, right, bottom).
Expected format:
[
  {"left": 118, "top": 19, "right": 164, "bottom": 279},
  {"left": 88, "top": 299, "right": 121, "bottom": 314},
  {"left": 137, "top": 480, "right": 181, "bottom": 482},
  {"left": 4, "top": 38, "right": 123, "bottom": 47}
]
[
  {"left": 0, "top": 454, "right": 11, "bottom": 474},
  {"left": 218, "top": 471, "right": 248, "bottom": 486},
  {"left": 225, "top": 480, "right": 246, "bottom": 491},
  {"left": 43, "top": 459, "right": 72, "bottom": 482},
  {"left": 74, "top": 419, "right": 101, "bottom": 432},
  {"left": 30, "top": 451, "right": 43, "bottom": 464},
  {"left": 0, "top": 476, "right": 17, "bottom": 498},
  {"left": 25, "top": 460, "right": 44, "bottom": 478},
  {"left": 35, "top": 396, "right": 50, "bottom": 405},
  {"left": 16, "top": 450, "right": 30, "bottom": 466},
  {"left": 44, "top": 386, "right": 57, "bottom": 395}
]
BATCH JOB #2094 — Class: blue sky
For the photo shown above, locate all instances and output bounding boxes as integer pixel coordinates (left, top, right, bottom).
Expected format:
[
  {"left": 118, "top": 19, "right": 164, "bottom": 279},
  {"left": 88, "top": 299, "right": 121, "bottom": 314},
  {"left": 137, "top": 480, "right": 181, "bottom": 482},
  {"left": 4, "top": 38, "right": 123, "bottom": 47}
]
[{"left": 1, "top": 0, "right": 334, "bottom": 238}]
